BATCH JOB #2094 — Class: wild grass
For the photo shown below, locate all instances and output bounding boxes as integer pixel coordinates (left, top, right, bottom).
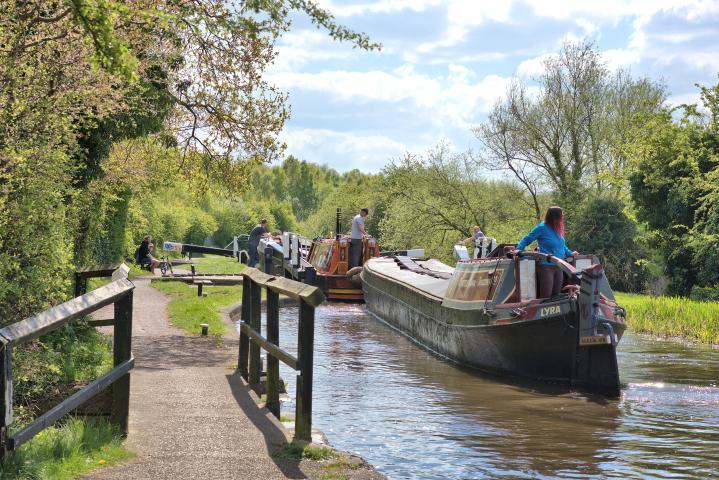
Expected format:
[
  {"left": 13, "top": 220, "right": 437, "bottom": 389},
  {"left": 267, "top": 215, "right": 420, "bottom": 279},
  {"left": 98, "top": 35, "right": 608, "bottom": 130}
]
[
  {"left": 189, "top": 254, "right": 245, "bottom": 274},
  {"left": 0, "top": 417, "right": 133, "bottom": 479},
  {"left": 275, "top": 442, "right": 336, "bottom": 461},
  {"left": 616, "top": 292, "right": 719, "bottom": 344},
  {"left": 150, "top": 281, "right": 242, "bottom": 336}
]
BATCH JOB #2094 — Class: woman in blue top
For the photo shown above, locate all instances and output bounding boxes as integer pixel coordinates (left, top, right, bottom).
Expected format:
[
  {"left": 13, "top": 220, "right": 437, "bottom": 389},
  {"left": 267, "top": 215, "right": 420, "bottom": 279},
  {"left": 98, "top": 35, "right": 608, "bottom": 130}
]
[{"left": 515, "top": 206, "right": 578, "bottom": 298}]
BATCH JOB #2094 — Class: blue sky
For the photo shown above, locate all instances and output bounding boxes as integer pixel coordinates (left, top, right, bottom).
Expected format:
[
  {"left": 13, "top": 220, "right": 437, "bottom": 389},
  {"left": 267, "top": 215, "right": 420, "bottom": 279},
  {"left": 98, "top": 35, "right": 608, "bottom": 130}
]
[{"left": 267, "top": 0, "right": 719, "bottom": 173}]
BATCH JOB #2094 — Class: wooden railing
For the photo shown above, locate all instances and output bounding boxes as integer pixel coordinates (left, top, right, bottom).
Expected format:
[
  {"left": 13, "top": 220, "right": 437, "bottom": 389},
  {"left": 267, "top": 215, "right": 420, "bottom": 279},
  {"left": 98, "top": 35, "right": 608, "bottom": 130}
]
[
  {"left": 237, "top": 267, "right": 324, "bottom": 442},
  {"left": 0, "top": 264, "right": 134, "bottom": 458}
]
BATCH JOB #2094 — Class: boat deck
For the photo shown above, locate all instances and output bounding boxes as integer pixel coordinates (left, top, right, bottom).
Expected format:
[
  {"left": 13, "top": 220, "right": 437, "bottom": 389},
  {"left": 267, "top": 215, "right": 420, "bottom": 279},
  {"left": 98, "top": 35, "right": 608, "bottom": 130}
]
[{"left": 364, "top": 257, "right": 453, "bottom": 300}]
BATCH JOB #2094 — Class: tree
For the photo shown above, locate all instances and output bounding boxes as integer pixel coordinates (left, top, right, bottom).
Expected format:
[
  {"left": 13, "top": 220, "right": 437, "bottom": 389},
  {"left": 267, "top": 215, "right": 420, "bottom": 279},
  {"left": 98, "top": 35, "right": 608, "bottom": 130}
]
[
  {"left": 379, "top": 145, "right": 537, "bottom": 261},
  {"left": 568, "top": 197, "right": 646, "bottom": 292},
  {"left": 624, "top": 79, "right": 719, "bottom": 296},
  {"left": 475, "top": 41, "right": 665, "bottom": 211}
]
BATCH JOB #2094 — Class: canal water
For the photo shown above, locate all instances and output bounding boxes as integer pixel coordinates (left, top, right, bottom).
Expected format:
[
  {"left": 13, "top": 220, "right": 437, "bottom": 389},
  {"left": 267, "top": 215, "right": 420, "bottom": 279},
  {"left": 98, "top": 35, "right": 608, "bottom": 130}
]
[{"left": 250, "top": 304, "right": 719, "bottom": 479}]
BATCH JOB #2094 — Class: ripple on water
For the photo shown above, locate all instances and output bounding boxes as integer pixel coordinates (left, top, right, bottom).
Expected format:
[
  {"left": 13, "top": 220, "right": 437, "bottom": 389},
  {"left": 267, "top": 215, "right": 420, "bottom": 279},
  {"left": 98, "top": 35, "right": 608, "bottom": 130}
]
[{"left": 240, "top": 304, "right": 719, "bottom": 479}]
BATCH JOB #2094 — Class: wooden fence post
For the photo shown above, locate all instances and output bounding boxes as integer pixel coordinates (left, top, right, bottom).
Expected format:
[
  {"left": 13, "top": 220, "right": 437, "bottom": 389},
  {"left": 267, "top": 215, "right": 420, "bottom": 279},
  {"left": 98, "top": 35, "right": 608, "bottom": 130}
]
[
  {"left": 264, "top": 246, "right": 273, "bottom": 275},
  {"left": 248, "top": 279, "right": 262, "bottom": 391},
  {"left": 74, "top": 272, "right": 82, "bottom": 298},
  {"left": 265, "top": 289, "right": 280, "bottom": 419},
  {"left": 0, "top": 344, "right": 11, "bottom": 459},
  {"left": 238, "top": 275, "right": 251, "bottom": 379},
  {"left": 112, "top": 292, "right": 133, "bottom": 435},
  {"left": 294, "top": 300, "right": 315, "bottom": 442}
]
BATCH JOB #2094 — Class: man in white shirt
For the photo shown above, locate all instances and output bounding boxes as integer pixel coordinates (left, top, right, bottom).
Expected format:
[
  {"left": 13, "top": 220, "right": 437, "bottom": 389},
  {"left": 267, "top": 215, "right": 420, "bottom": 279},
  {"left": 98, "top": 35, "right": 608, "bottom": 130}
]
[{"left": 349, "top": 208, "right": 368, "bottom": 268}]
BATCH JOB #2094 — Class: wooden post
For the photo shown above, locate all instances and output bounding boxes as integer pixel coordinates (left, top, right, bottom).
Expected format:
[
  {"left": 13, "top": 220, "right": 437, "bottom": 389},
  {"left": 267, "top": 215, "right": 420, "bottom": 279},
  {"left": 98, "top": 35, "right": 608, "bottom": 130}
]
[
  {"left": 0, "top": 344, "right": 12, "bottom": 458},
  {"left": 74, "top": 272, "right": 82, "bottom": 298},
  {"left": 248, "top": 279, "right": 262, "bottom": 391},
  {"left": 265, "top": 289, "right": 280, "bottom": 419},
  {"left": 238, "top": 276, "right": 251, "bottom": 379},
  {"left": 294, "top": 300, "right": 315, "bottom": 442},
  {"left": 112, "top": 292, "right": 133, "bottom": 435},
  {"left": 264, "top": 246, "right": 273, "bottom": 275}
]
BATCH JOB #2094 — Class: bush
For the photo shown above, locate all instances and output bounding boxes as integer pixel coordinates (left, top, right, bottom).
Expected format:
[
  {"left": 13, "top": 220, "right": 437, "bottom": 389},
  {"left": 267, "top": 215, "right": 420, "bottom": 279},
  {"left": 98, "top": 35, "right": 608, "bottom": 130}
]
[
  {"left": 569, "top": 196, "right": 647, "bottom": 292},
  {"left": 689, "top": 285, "right": 719, "bottom": 302}
]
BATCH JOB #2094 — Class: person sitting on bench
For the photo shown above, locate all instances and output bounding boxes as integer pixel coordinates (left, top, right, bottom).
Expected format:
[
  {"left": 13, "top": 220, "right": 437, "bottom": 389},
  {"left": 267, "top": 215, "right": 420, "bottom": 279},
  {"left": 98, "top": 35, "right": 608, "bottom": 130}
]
[{"left": 137, "top": 235, "right": 161, "bottom": 274}]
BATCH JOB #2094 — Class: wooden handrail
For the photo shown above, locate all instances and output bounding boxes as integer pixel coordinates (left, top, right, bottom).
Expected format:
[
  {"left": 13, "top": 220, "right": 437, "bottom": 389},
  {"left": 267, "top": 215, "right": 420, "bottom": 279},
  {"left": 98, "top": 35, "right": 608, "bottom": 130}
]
[
  {"left": 1, "top": 263, "right": 134, "bottom": 458},
  {"left": 241, "top": 267, "right": 325, "bottom": 307},
  {"left": 0, "top": 279, "right": 133, "bottom": 346}
]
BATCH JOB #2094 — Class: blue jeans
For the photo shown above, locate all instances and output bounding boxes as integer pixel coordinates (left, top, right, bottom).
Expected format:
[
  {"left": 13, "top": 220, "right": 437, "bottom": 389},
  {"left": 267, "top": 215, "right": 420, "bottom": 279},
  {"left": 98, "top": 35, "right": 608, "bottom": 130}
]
[{"left": 248, "top": 244, "right": 259, "bottom": 267}]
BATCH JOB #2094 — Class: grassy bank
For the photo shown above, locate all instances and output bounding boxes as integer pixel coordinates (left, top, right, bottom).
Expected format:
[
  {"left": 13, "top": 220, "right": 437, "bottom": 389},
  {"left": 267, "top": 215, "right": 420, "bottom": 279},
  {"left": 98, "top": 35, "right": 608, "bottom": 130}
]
[
  {"left": 616, "top": 292, "right": 719, "bottom": 344},
  {"left": 0, "top": 417, "right": 133, "bottom": 479},
  {"left": 189, "top": 255, "right": 245, "bottom": 274},
  {"left": 150, "top": 281, "right": 242, "bottom": 336},
  {"left": 150, "top": 255, "right": 247, "bottom": 336},
  {"left": 3, "top": 325, "right": 132, "bottom": 478}
]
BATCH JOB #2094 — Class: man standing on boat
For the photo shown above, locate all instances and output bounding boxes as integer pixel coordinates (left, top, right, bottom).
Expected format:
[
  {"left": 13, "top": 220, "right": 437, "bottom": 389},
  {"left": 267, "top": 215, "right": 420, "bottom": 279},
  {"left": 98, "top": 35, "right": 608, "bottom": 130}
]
[
  {"left": 349, "top": 208, "right": 369, "bottom": 268},
  {"left": 248, "top": 218, "right": 268, "bottom": 268},
  {"left": 461, "top": 225, "right": 486, "bottom": 258}
]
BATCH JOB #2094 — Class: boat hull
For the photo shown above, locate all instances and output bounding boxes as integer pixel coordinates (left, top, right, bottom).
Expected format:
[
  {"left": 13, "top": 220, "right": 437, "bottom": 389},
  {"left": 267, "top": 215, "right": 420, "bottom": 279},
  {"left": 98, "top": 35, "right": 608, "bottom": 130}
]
[{"left": 362, "top": 263, "right": 623, "bottom": 385}]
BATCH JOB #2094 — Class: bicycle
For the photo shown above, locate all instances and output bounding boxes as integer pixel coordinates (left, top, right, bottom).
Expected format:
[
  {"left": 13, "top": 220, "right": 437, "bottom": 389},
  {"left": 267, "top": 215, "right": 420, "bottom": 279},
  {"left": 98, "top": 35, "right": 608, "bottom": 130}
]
[{"left": 158, "top": 256, "right": 174, "bottom": 276}]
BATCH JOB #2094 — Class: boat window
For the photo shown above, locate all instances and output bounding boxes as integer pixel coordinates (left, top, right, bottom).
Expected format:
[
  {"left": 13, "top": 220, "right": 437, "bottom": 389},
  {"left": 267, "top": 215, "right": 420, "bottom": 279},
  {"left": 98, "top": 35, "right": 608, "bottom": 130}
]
[
  {"left": 442, "top": 261, "right": 507, "bottom": 310},
  {"left": 309, "top": 241, "right": 334, "bottom": 272}
]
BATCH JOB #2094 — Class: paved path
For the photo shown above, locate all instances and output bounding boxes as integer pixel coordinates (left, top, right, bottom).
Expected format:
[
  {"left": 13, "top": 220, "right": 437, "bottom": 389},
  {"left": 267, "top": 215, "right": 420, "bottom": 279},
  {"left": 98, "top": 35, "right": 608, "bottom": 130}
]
[{"left": 85, "top": 276, "right": 383, "bottom": 480}]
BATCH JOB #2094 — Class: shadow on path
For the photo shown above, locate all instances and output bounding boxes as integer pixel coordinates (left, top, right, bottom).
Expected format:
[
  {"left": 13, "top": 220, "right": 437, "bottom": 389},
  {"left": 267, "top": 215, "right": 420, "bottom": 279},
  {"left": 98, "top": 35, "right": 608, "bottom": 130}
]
[{"left": 225, "top": 373, "right": 308, "bottom": 479}]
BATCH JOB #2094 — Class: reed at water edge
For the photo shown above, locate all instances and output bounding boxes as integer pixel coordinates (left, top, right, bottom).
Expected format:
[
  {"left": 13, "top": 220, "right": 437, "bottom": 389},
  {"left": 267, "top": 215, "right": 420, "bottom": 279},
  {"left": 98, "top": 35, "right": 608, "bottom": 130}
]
[{"left": 615, "top": 292, "right": 719, "bottom": 345}]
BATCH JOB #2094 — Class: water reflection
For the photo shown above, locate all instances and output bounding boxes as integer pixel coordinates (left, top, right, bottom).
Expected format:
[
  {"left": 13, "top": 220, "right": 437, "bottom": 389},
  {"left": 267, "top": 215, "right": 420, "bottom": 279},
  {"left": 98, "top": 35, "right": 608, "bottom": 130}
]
[{"left": 246, "top": 304, "right": 719, "bottom": 479}]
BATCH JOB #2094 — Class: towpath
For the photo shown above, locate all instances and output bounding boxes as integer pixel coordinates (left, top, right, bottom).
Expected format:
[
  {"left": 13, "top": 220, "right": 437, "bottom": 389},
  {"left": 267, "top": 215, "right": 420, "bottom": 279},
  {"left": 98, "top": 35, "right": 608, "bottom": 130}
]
[{"left": 84, "top": 275, "right": 383, "bottom": 480}]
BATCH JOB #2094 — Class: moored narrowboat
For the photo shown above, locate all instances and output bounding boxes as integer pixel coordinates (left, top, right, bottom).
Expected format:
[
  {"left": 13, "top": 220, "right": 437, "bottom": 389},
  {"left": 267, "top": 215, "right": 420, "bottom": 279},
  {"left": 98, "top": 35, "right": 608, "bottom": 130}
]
[
  {"left": 361, "top": 247, "right": 627, "bottom": 396},
  {"left": 305, "top": 235, "right": 379, "bottom": 301}
]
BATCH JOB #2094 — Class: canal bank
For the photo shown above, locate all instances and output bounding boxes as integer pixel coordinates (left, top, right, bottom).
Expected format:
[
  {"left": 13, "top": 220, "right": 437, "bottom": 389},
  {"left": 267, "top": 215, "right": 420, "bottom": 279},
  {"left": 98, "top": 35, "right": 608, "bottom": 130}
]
[{"left": 252, "top": 302, "right": 719, "bottom": 480}]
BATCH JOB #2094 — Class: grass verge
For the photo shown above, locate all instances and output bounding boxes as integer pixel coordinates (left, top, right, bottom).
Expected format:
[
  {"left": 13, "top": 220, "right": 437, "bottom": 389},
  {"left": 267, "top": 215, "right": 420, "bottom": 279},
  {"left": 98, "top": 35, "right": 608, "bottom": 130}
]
[
  {"left": 150, "top": 281, "right": 242, "bottom": 336},
  {"left": 616, "top": 292, "right": 719, "bottom": 344},
  {"left": 188, "top": 254, "right": 245, "bottom": 275},
  {"left": 0, "top": 417, "right": 134, "bottom": 480}
]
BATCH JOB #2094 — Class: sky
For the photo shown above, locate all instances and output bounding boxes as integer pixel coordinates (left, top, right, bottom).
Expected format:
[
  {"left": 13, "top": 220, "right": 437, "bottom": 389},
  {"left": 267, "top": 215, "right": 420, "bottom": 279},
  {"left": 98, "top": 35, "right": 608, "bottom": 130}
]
[{"left": 266, "top": 0, "right": 719, "bottom": 173}]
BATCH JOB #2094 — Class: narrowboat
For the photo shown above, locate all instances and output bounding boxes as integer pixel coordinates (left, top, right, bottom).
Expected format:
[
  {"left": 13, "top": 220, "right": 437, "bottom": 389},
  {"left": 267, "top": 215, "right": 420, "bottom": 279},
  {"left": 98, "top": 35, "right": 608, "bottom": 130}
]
[
  {"left": 361, "top": 246, "right": 627, "bottom": 396},
  {"left": 257, "top": 233, "right": 380, "bottom": 301},
  {"left": 303, "top": 234, "right": 380, "bottom": 301}
]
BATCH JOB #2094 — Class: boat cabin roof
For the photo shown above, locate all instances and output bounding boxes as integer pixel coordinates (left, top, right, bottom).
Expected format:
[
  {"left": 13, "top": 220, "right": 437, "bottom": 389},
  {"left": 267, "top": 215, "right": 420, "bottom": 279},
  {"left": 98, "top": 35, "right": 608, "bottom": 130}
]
[{"left": 365, "top": 257, "right": 453, "bottom": 300}]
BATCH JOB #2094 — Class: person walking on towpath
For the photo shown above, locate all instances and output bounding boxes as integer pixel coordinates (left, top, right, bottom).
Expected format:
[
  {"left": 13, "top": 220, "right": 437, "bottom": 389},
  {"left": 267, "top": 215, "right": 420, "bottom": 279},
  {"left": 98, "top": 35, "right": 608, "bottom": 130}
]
[
  {"left": 349, "top": 208, "right": 369, "bottom": 268},
  {"left": 514, "top": 206, "right": 578, "bottom": 298},
  {"left": 247, "top": 218, "right": 268, "bottom": 268}
]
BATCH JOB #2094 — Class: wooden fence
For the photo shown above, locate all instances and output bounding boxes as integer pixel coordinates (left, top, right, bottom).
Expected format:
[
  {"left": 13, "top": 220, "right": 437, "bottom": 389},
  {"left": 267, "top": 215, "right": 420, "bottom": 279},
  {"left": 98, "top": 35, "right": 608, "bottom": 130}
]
[
  {"left": 0, "top": 264, "right": 134, "bottom": 458},
  {"left": 237, "top": 267, "right": 324, "bottom": 442}
]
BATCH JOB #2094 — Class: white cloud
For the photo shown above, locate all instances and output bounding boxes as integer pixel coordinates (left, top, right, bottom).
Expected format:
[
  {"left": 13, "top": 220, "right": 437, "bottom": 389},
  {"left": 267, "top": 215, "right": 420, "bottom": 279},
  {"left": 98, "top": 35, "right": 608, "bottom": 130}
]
[
  {"left": 268, "top": 66, "right": 511, "bottom": 129},
  {"left": 417, "top": 1, "right": 514, "bottom": 53},
  {"left": 270, "top": 30, "right": 353, "bottom": 73},
  {"left": 314, "top": 0, "right": 441, "bottom": 17},
  {"left": 516, "top": 53, "right": 554, "bottom": 78},
  {"left": 280, "top": 128, "right": 413, "bottom": 172}
]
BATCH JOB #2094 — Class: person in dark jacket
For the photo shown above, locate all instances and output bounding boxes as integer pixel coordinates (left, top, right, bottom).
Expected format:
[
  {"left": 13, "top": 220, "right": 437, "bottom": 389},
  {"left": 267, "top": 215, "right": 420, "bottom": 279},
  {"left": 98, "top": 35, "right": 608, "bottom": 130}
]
[
  {"left": 137, "top": 235, "right": 161, "bottom": 273},
  {"left": 247, "top": 219, "right": 268, "bottom": 268},
  {"left": 515, "top": 207, "right": 578, "bottom": 298}
]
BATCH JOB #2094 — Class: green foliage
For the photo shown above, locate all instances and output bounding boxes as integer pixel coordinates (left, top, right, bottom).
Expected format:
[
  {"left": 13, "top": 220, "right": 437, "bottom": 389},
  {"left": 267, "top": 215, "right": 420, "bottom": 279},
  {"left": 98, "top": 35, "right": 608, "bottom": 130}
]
[
  {"left": 0, "top": 417, "right": 133, "bottom": 479},
  {"left": 275, "top": 442, "right": 337, "bottom": 461},
  {"left": 568, "top": 196, "right": 646, "bottom": 292},
  {"left": 13, "top": 325, "right": 113, "bottom": 422},
  {"left": 625, "top": 78, "right": 719, "bottom": 295},
  {"left": 379, "top": 146, "right": 537, "bottom": 262},
  {"left": 689, "top": 285, "right": 719, "bottom": 302},
  {"left": 615, "top": 292, "right": 719, "bottom": 344},
  {"left": 150, "top": 257, "right": 246, "bottom": 336}
]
